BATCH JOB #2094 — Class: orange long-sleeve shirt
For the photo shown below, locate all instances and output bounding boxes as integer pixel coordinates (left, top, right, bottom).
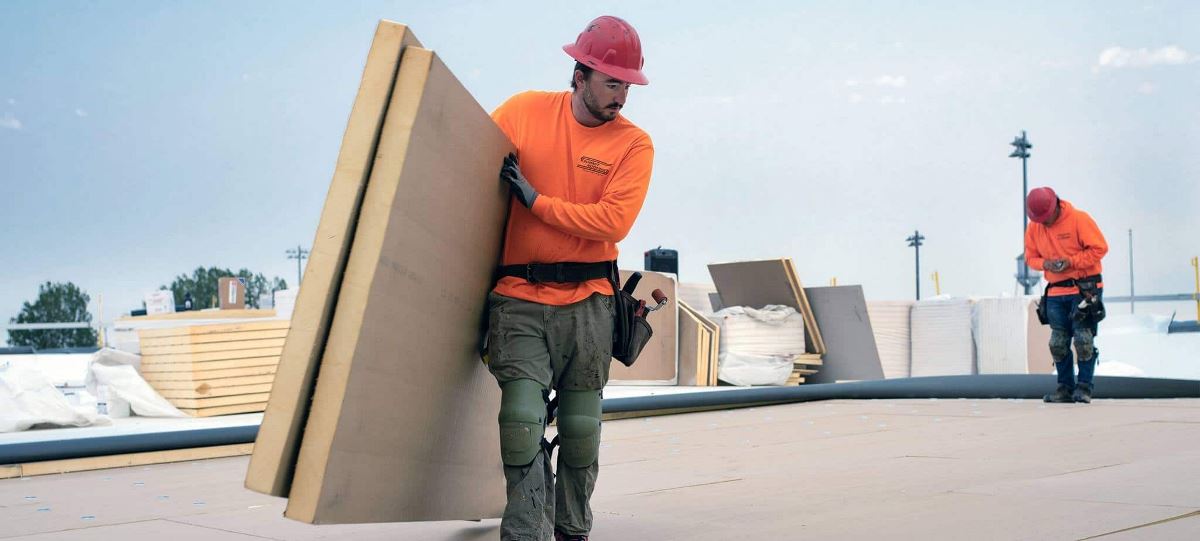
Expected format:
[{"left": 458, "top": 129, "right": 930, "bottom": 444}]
[
  {"left": 1024, "top": 199, "right": 1108, "bottom": 296},
  {"left": 491, "top": 91, "right": 654, "bottom": 306}
]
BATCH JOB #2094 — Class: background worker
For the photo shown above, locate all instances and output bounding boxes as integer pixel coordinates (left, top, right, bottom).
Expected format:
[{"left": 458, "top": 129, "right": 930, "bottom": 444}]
[
  {"left": 487, "top": 15, "right": 655, "bottom": 541},
  {"left": 1025, "top": 186, "right": 1109, "bottom": 404}
]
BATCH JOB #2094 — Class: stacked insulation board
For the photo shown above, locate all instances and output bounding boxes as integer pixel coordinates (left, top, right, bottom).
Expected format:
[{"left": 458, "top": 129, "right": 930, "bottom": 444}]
[
  {"left": 137, "top": 320, "right": 288, "bottom": 417},
  {"left": 246, "top": 21, "right": 509, "bottom": 524}
]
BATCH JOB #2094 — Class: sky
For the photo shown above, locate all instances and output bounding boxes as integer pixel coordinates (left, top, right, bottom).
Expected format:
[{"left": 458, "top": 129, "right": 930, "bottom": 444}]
[{"left": 2, "top": 1, "right": 1198, "bottom": 333}]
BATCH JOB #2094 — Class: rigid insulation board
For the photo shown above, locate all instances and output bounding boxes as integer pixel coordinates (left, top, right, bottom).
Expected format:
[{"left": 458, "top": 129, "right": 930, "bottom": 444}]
[
  {"left": 283, "top": 46, "right": 511, "bottom": 524},
  {"left": 707, "top": 259, "right": 825, "bottom": 354},
  {"left": 866, "top": 300, "right": 914, "bottom": 378},
  {"left": 910, "top": 298, "right": 976, "bottom": 377},
  {"left": 973, "top": 297, "right": 1035, "bottom": 374},
  {"left": 609, "top": 270, "right": 679, "bottom": 385},
  {"left": 802, "top": 286, "right": 884, "bottom": 383},
  {"left": 246, "top": 20, "right": 423, "bottom": 497}
]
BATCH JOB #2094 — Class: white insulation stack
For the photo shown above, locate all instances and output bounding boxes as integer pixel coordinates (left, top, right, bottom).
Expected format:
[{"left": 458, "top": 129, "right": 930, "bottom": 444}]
[
  {"left": 973, "top": 297, "right": 1034, "bottom": 374},
  {"left": 867, "top": 301, "right": 914, "bottom": 378},
  {"left": 712, "top": 305, "right": 806, "bottom": 386},
  {"left": 910, "top": 298, "right": 976, "bottom": 376}
]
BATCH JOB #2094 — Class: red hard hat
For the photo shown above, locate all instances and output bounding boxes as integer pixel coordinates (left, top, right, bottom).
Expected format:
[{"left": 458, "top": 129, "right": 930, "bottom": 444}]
[
  {"left": 1026, "top": 187, "right": 1059, "bottom": 222},
  {"left": 563, "top": 16, "right": 649, "bottom": 85}
]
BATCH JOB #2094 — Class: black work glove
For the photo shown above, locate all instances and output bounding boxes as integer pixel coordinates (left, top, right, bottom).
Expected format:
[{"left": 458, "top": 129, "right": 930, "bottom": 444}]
[
  {"left": 1046, "top": 259, "right": 1070, "bottom": 273},
  {"left": 500, "top": 153, "right": 538, "bottom": 209}
]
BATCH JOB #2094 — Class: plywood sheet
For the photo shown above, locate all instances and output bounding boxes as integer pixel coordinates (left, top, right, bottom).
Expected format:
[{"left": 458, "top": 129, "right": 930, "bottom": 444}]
[
  {"left": 676, "top": 301, "right": 707, "bottom": 386},
  {"left": 139, "top": 328, "right": 289, "bottom": 347},
  {"left": 141, "top": 365, "right": 277, "bottom": 381},
  {"left": 167, "top": 393, "right": 272, "bottom": 409},
  {"left": 803, "top": 286, "right": 884, "bottom": 384},
  {"left": 245, "top": 21, "right": 423, "bottom": 498},
  {"left": 139, "top": 357, "right": 279, "bottom": 373},
  {"left": 140, "top": 337, "right": 286, "bottom": 355},
  {"left": 283, "top": 45, "right": 510, "bottom": 524},
  {"left": 609, "top": 270, "right": 678, "bottom": 385},
  {"left": 177, "top": 402, "right": 268, "bottom": 417},
  {"left": 137, "top": 319, "right": 290, "bottom": 339}
]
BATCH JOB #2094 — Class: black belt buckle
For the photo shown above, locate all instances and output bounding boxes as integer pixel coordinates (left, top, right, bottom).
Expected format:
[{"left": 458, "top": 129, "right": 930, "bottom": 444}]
[{"left": 525, "top": 263, "right": 539, "bottom": 284}]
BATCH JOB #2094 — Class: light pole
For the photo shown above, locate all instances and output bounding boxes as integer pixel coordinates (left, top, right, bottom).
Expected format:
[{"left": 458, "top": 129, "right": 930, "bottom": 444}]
[
  {"left": 907, "top": 230, "right": 925, "bottom": 300},
  {"left": 1010, "top": 130, "right": 1040, "bottom": 294},
  {"left": 286, "top": 245, "right": 309, "bottom": 286}
]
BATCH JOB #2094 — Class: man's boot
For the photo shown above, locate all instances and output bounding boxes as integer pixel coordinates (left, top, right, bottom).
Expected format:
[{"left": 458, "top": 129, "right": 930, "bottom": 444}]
[
  {"left": 1073, "top": 383, "right": 1093, "bottom": 404},
  {"left": 1044, "top": 385, "right": 1073, "bottom": 403},
  {"left": 555, "top": 531, "right": 588, "bottom": 541}
]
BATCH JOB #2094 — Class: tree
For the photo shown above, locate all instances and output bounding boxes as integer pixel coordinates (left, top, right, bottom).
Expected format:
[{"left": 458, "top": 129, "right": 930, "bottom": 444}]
[
  {"left": 162, "top": 267, "right": 288, "bottom": 310},
  {"left": 8, "top": 282, "right": 98, "bottom": 349}
]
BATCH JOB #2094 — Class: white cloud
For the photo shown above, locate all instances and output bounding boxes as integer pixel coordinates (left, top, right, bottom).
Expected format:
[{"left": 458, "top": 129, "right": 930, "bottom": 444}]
[
  {"left": 1, "top": 113, "right": 22, "bottom": 130},
  {"left": 874, "top": 75, "right": 907, "bottom": 88},
  {"left": 75, "top": 108, "right": 88, "bottom": 117},
  {"left": 879, "top": 96, "right": 907, "bottom": 105},
  {"left": 1097, "top": 45, "right": 1194, "bottom": 69},
  {"left": 848, "top": 93, "right": 863, "bottom": 104},
  {"left": 1137, "top": 82, "right": 1158, "bottom": 94},
  {"left": 844, "top": 79, "right": 859, "bottom": 87}
]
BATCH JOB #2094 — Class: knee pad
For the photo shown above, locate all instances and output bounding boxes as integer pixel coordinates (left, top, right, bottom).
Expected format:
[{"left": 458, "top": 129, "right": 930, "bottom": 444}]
[
  {"left": 498, "top": 379, "right": 547, "bottom": 467},
  {"left": 556, "top": 389, "right": 602, "bottom": 468},
  {"left": 1074, "top": 328, "right": 1096, "bottom": 362},
  {"left": 1049, "top": 328, "right": 1071, "bottom": 363}
]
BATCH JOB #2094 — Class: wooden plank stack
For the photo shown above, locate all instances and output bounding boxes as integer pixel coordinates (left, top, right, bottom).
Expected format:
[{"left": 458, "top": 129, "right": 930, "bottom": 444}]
[
  {"left": 137, "top": 320, "right": 289, "bottom": 416},
  {"left": 786, "top": 353, "right": 823, "bottom": 385},
  {"left": 677, "top": 300, "right": 719, "bottom": 386}
]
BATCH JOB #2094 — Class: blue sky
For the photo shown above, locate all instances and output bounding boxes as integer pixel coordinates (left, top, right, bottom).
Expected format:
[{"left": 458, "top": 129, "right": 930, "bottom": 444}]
[{"left": 2, "top": 1, "right": 1198, "bottom": 332}]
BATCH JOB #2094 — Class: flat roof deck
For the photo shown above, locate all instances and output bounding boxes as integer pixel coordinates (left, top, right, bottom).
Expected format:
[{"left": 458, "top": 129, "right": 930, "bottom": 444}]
[{"left": 2, "top": 398, "right": 1197, "bottom": 540}]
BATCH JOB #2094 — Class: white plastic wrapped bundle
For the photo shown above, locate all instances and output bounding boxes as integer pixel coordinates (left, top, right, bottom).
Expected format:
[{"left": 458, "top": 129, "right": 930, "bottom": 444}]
[{"left": 712, "top": 305, "right": 806, "bottom": 386}]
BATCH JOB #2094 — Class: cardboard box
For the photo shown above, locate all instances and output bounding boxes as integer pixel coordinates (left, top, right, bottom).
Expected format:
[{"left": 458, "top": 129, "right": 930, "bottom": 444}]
[{"left": 218, "top": 277, "right": 246, "bottom": 310}]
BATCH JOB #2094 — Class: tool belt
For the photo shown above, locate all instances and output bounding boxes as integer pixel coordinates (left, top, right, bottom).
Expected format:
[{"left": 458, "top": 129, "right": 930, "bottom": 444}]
[
  {"left": 493, "top": 261, "right": 653, "bottom": 367},
  {"left": 1036, "top": 274, "right": 1105, "bottom": 326}
]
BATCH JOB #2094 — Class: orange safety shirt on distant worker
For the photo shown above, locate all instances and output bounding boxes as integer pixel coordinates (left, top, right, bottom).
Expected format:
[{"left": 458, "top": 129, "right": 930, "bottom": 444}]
[
  {"left": 490, "top": 91, "right": 654, "bottom": 306},
  {"left": 1024, "top": 199, "right": 1108, "bottom": 296}
]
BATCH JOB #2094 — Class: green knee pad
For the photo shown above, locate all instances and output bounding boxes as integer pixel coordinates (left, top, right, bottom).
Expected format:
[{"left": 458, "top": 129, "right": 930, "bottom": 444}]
[
  {"left": 556, "top": 389, "right": 602, "bottom": 468},
  {"left": 498, "top": 379, "right": 547, "bottom": 467}
]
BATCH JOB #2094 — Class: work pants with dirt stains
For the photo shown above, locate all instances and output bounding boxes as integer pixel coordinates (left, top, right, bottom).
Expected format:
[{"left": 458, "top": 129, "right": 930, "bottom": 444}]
[
  {"left": 1045, "top": 290, "right": 1101, "bottom": 391},
  {"left": 486, "top": 291, "right": 613, "bottom": 540}
]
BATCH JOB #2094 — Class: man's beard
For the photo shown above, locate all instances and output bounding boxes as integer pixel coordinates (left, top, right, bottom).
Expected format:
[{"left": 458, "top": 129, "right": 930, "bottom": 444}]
[{"left": 582, "top": 85, "right": 619, "bottom": 122}]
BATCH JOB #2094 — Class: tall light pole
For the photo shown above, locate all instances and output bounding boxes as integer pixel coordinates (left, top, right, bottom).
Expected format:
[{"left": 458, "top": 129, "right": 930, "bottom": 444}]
[
  {"left": 286, "top": 245, "right": 309, "bottom": 286},
  {"left": 907, "top": 230, "right": 925, "bottom": 300},
  {"left": 1010, "top": 130, "right": 1040, "bottom": 294}
]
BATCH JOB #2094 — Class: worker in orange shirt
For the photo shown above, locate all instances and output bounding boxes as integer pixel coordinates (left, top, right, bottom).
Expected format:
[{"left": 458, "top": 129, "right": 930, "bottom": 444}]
[
  {"left": 1025, "top": 187, "right": 1109, "bottom": 404},
  {"left": 486, "top": 16, "right": 654, "bottom": 541}
]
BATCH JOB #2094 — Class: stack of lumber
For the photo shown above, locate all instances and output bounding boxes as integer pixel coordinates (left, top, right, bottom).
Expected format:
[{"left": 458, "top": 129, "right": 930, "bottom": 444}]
[
  {"left": 246, "top": 21, "right": 507, "bottom": 524},
  {"left": 708, "top": 258, "right": 825, "bottom": 384},
  {"left": 786, "top": 353, "right": 823, "bottom": 385},
  {"left": 137, "top": 320, "right": 288, "bottom": 417},
  {"left": 677, "top": 300, "right": 719, "bottom": 386}
]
